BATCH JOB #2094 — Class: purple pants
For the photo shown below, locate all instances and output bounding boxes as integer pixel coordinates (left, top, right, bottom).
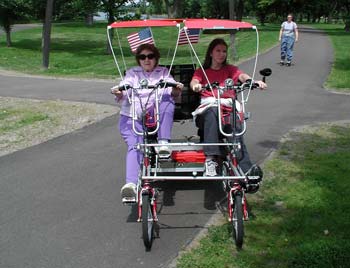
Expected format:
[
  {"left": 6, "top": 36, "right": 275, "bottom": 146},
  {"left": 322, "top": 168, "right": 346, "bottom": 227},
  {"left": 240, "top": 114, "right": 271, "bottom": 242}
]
[{"left": 119, "top": 96, "right": 175, "bottom": 184}]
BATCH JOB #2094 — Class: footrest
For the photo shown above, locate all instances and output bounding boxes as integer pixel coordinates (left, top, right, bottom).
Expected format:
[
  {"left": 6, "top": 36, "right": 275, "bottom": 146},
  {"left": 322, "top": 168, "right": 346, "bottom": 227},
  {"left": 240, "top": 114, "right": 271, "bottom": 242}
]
[
  {"left": 122, "top": 197, "right": 136, "bottom": 205},
  {"left": 247, "top": 175, "right": 261, "bottom": 181}
]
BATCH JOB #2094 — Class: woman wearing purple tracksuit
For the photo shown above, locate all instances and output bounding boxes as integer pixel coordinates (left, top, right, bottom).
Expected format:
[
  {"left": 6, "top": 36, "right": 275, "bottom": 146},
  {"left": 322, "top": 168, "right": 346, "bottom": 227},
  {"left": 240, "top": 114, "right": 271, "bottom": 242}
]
[{"left": 111, "top": 44, "right": 183, "bottom": 201}]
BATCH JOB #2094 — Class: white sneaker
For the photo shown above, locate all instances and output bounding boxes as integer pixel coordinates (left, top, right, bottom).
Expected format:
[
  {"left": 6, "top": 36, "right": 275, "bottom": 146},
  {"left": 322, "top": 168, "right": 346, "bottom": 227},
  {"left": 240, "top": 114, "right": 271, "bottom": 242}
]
[
  {"left": 155, "top": 140, "right": 172, "bottom": 158},
  {"left": 157, "top": 145, "right": 171, "bottom": 158},
  {"left": 205, "top": 159, "right": 218, "bottom": 177},
  {"left": 121, "top": 182, "right": 137, "bottom": 203}
]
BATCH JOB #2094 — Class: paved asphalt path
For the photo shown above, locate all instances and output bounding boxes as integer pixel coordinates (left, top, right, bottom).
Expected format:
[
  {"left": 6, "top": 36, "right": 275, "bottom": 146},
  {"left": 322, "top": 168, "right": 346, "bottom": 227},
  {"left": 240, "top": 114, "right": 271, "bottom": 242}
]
[{"left": 1, "top": 27, "right": 350, "bottom": 268}]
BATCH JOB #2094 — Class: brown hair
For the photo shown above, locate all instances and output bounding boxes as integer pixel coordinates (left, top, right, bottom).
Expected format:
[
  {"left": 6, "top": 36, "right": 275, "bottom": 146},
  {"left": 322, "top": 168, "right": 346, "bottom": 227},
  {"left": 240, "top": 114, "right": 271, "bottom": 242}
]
[
  {"left": 202, "top": 38, "right": 228, "bottom": 69},
  {"left": 135, "top": 44, "right": 160, "bottom": 66}
]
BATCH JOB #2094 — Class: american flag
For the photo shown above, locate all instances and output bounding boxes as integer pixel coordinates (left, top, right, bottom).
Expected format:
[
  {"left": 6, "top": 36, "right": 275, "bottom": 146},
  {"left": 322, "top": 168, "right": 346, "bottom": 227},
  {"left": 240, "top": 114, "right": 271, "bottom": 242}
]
[
  {"left": 177, "top": 28, "right": 200, "bottom": 45},
  {"left": 127, "top": 28, "right": 154, "bottom": 53}
]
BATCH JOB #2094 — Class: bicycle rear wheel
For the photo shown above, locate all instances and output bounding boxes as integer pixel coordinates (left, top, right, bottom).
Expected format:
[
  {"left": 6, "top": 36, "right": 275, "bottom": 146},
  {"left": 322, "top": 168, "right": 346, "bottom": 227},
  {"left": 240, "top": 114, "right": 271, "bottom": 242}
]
[
  {"left": 232, "top": 192, "right": 244, "bottom": 249},
  {"left": 142, "top": 193, "right": 154, "bottom": 250}
]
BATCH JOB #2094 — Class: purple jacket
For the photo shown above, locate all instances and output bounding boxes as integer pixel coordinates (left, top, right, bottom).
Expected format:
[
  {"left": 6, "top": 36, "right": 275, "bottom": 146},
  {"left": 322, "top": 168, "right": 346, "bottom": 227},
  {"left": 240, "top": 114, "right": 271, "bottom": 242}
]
[{"left": 116, "top": 66, "right": 176, "bottom": 118}]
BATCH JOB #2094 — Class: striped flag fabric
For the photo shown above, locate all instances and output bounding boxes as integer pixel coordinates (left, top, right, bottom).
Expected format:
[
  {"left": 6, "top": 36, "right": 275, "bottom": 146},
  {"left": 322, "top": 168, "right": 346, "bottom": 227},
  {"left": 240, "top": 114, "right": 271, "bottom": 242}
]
[
  {"left": 177, "top": 28, "right": 200, "bottom": 45},
  {"left": 127, "top": 28, "right": 154, "bottom": 53}
]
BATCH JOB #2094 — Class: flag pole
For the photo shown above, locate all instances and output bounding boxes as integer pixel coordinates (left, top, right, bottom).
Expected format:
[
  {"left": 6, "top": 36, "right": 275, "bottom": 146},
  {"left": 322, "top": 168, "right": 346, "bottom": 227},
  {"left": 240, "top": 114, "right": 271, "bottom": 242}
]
[{"left": 148, "top": 27, "right": 156, "bottom": 46}]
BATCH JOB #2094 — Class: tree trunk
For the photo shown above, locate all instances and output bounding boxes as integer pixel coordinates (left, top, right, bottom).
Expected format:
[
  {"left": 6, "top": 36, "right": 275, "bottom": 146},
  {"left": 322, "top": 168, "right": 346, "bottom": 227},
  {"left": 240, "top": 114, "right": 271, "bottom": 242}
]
[
  {"left": 172, "top": 0, "right": 183, "bottom": 18},
  {"left": 236, "top": 0, "right": 244, "bottom": 21},
  {"left": 106, "top": 10, "right": 115, "bottom": 54},
  {"left": 2, "top": 22, "right": 12, "bottom": 47},
  {"left": 164, "top": 0, "right": 171, "bottom": 18},
  {"left": 229, "top": 0, "right": 236, "bottom": 20},
  {"left": 5, "top": 30, "right": 12, "bottom": 47},
  {"left": 85, "top": 13, "right": 94, "bottom": 26},
  {"left": 229, "top": 0, "right": 238, "bottom": 62},
  {"left": 42, "top": 0, "right": 54, "bottom": 69},
  {"left": 345, "top": 18, "right": 350, "bottom": 32}
]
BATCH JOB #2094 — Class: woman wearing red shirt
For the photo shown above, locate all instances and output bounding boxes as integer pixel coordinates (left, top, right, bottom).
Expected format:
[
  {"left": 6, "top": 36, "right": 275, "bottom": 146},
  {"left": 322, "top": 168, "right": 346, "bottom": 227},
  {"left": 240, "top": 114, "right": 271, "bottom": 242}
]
[{"left": 190, "top": 38, "right": 266, "bottom": 181}]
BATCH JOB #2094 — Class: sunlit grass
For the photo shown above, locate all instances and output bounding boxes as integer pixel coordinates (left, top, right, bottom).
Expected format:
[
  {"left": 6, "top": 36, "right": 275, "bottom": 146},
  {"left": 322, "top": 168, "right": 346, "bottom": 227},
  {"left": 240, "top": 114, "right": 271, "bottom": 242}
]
[
  {"left": 0, "top": 108, "right": 49, "bottom": 132},
  {"left": 310, "top": 23, "right": 350, "bottom": 91},
  {"left": 177, "top": 123, "right": 350, "bottom": 268},
  {"left": 0, "top": 96, "right": 117, "bottom": 156}
]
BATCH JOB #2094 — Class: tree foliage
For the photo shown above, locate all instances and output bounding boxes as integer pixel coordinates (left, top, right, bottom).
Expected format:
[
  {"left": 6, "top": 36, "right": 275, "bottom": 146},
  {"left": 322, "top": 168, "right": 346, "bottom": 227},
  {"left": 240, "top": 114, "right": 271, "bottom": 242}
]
[
  {"left": 0, "top": 0, "right": 31, "bottom": 46},
  {"left": 101, "top": 0, "right": 130, "bottom": 24}
]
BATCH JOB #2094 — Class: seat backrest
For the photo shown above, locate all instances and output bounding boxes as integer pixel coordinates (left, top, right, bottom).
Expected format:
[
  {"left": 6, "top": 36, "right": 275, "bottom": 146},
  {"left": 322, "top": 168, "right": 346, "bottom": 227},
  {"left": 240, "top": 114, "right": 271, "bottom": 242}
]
[{"left": 164, "top": 64, "right": 200, "bottom": 120}]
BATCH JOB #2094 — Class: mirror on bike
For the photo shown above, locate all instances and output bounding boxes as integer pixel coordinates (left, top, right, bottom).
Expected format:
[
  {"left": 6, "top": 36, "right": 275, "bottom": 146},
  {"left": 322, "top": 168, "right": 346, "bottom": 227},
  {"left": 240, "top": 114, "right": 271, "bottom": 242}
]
[
  {"left": 259, "top": 68, "right": 272, "bottom": 82},
  {"left": 139, "top": 79, "right": 149, "bottom": 88}
]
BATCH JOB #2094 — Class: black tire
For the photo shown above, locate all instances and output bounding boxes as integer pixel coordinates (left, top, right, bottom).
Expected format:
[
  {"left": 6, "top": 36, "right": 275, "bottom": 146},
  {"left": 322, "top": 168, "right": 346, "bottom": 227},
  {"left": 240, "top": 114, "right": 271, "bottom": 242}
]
[
  {"left": 232, "top": 192, "right": 244, "bottom": 249},
  {"left": 142, "top": 194, "right": 154, "bottom": 250}
]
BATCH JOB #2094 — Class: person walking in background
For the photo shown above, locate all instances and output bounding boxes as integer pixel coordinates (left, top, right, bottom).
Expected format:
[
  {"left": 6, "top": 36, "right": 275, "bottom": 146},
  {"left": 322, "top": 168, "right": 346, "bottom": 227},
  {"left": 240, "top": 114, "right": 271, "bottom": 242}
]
[{"left": 279, "top": 14, "right": 299, "bottom": 66}]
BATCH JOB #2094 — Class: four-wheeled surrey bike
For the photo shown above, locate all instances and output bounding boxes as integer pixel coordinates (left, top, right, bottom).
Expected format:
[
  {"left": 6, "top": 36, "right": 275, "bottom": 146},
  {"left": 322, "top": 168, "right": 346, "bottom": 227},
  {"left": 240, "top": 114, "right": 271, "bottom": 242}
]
[{"left": 107, "top": 18, "right": 272, "bottom": 250}]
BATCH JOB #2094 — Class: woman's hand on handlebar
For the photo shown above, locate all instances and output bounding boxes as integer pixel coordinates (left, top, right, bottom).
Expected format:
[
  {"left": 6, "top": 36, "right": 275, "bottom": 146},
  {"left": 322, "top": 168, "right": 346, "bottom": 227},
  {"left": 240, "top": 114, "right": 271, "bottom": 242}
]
[
  {"left": 111, "top": 90, "right": 122, "bottom": 97},
  {"left": 192, "top": 83, "right": 202, "bottom": 92},
  {"left": 111, "top": 84, "right": 130, "bottom": 97},
  {"left": 253, "top": 80, "right": 267, "bottom": 90},
  {"left": 171, "top": 82, "right": 184, "bottom": 97},
  {"left": 243, "top": 79, "right": 267, "bottom": 90}
]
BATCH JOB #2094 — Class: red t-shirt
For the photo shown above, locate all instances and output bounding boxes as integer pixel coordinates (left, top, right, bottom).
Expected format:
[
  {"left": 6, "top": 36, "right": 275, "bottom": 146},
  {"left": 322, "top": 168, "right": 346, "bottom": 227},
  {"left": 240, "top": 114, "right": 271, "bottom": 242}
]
[{"left": 192, "top": 65, "right": 243, "bottom": 98}]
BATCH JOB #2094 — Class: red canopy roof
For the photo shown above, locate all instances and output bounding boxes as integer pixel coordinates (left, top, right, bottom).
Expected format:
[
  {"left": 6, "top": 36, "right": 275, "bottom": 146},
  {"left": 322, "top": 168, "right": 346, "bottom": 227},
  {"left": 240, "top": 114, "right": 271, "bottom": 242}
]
[
  {"left": 108, "top": 18, "right": 255, "bottom": 32},
  {"left": 184, "top": 19, "right": 254, "bottom": 30},
  {"left": 109, "top": 19, "right": 179, "bottom": 28}
]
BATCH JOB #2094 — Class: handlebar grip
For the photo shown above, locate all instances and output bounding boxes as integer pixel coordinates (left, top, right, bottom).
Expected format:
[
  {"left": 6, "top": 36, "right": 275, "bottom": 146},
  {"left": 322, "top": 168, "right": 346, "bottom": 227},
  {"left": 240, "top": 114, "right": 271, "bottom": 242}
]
[
  {"left": 202, "top": 82, "right": 220, "bottom": 91},
  {"left": 118, "top": 84, "right": 131, "bottom": 91},
  {"left": 243, "top": 80, "right": 260, "bottom": 90},
  {"left": 158, "top": 81, "right": 179, "bottom": 88},
  {"left": 165, "top": 81, "right": 179, "bottom": 88},
  {"left": 111, "top": 84, "right": 131, "bottom": 92}
]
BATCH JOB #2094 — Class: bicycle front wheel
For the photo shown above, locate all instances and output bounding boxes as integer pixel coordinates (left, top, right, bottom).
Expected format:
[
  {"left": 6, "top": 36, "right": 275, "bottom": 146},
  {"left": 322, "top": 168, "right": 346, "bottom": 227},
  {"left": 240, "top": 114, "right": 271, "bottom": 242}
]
[
  {"left": 142, "top": 193, "right": 154, "bottom": 250},
  {"left": 232, "top": 192, "right": 244, "bottom": 249}
]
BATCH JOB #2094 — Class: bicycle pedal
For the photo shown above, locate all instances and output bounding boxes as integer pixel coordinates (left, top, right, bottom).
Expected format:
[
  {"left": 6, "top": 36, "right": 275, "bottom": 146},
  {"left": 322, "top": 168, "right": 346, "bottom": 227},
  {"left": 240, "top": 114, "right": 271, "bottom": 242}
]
[
  {"left": 158, "top": 153, "right": 171, "bottom": 159},
  {"left": 247, "top": 175, "right": 260, "bottom": 180},
  {"left": 122, "top": 197, "right": 136, "bottom": 205}
]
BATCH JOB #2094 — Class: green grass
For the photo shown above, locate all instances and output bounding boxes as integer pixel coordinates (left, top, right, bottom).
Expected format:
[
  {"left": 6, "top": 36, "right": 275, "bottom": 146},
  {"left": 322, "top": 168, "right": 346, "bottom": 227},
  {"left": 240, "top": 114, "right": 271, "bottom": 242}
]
[
  {"left": 177, "top": 123, "right": 350, "bottom": 268},
  {"left": 309, "top": 23, "right": 350, "bottom": 91},
  {"left": 0, "top": 21, "right": 279, "bottom": 79},
  {"left": 0, "top": 108, "right": 49, "bottom": 132},
  {"left": 0, "top": 96, "right": 117, "bottom": 156}
]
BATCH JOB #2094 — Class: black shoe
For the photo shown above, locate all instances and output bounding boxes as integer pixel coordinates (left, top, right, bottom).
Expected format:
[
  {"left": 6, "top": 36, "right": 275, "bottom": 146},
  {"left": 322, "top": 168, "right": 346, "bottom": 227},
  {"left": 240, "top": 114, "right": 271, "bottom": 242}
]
[
  {"left": 279, "top": 60, "right": 285, "bottom": 66},
  {"left": 246, "top": 164, "right": 263, "bottom": 179},
  {"left": 286, "top": 61, "right": 291, "bottom": 66},
  {"left": 245, "top": 165, "right": 263, "bottom": 193}
]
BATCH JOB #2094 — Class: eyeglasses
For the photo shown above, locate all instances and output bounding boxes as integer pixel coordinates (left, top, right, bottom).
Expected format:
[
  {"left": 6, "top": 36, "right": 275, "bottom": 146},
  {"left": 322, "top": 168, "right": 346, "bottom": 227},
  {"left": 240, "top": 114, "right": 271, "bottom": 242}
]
[{"left": 137, "top": 53, "right": 156, "bottom": 60}]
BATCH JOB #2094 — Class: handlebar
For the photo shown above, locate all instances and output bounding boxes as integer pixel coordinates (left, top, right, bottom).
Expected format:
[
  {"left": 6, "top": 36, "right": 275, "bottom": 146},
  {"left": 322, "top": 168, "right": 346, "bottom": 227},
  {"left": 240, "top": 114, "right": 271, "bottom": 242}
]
[
  {"left": 111, "top": 79, "right": 179, "bottom": 93},
  {"left": 156, "top": 79, "right": 179, "bottom": 88},
  {"left": 110, "top": 79, "right": 181, "bottom": 136},
  {"left": 201, "top": 79, "right": 260, "bottom": 93}
]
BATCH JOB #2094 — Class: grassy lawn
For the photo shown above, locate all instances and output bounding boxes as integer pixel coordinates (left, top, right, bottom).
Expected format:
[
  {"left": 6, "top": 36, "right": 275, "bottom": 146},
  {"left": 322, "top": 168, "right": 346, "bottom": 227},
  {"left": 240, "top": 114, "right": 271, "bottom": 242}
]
[
  {"left": 177, "top": 123, "right": 350, "bottom": 268},
  {"left": 0, "top": 97, "right": 117, "bottom": 156},
  {"left": 309, "top": 23, "right": 350, "bottom": 91},
  {"left": 0, "top": 22, "right": 279, "bottom": 80}
]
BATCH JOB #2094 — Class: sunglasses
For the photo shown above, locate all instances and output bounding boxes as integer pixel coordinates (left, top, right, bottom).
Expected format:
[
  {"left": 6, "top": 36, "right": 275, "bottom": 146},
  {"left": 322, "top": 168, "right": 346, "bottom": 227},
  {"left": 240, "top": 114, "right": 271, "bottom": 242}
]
[{"left": 137, "top": 53, "right": 156, "bottom": 60}]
